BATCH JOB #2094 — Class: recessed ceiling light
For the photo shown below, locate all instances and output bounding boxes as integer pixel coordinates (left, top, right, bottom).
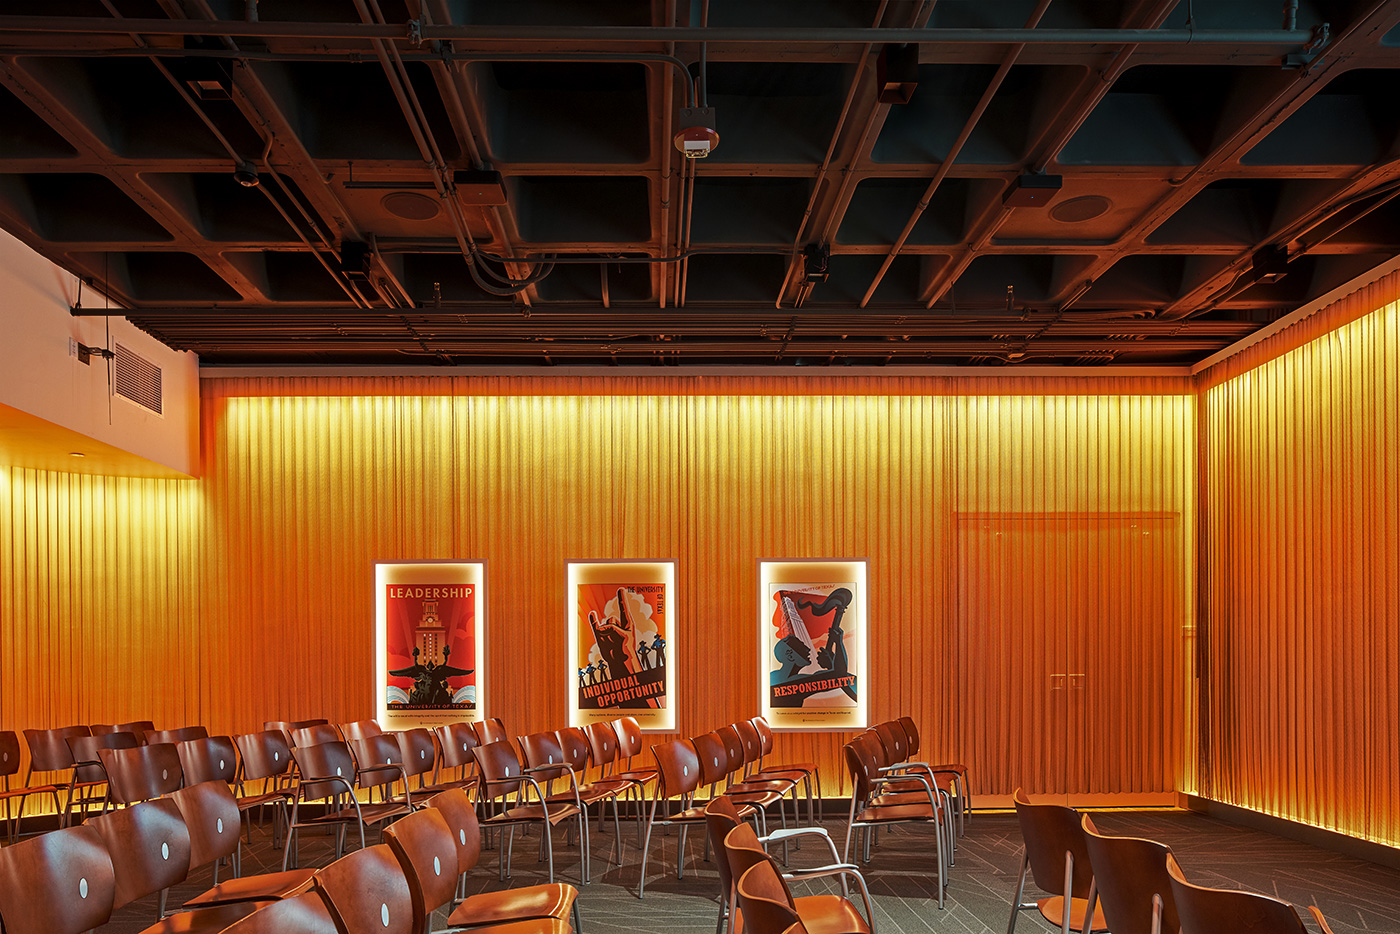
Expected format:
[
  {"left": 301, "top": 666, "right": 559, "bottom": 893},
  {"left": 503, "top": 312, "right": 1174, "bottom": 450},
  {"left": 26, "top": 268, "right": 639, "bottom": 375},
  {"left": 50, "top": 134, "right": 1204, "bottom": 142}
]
[{"left": 69, "top": 452, "right": 85, "bottom": 457}]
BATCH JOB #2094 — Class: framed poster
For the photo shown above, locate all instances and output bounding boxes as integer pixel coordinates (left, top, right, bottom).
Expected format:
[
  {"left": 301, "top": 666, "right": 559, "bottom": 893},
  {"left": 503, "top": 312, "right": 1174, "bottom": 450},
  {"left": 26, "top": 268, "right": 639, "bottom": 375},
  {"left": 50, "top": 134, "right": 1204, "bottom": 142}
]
[
  {"left": 758, "top": 558, "right": 868, "bottom": 730},
  {"left": 374, "top": 561, "right": 486, "bottom": 730},
  {"left": 567, "top": 560, "right": 676, "bottom": 731}
]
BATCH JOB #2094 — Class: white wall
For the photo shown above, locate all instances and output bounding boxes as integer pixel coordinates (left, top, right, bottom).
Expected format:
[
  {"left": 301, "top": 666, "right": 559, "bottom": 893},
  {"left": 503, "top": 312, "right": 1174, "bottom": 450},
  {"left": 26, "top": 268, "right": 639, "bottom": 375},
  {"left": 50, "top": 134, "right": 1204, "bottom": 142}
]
[{"left": 0, "top": 229, "right": 200, "bottom": 476}]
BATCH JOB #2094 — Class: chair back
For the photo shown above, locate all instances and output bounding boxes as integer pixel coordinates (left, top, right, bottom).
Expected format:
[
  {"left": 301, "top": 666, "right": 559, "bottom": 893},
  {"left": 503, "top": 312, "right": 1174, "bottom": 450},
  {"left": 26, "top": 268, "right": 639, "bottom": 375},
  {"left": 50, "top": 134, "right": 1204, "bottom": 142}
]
[
  {"left": 613, "top": 716, "right": 647, "bottom": 761},
  {"left": 108, "top": 721, "right": 156, "bottom": 744},
  {"left": 470, "top": 718, "right": 509, "bottom": 746},
  {"left": 396, "top": 729, "right": 438, "bottom": 781},
  {"left": 842, "top": 737, "right": 881, "bottom": 804},
  {"left": 69, "top": 732, "right": 139, "bottom": 784},
  {"left": 87, "top": 797, "right": 191, "bottom": 908},
  {"left": 235, "top": 730, "right": 293, "bottom": 782},
  {"left": 556, "top": 727, "right": 593, "bottom": 773},
  {"left": 0, "top": 823, "right": 115, "bottom": 934},
  {"left": 313, "top": 844, "right": 414, "bottom": 934},
  {"left": 704, "top": 796, "right": 746, "bottom": 899},
  {"left": 177, "top": 736, "right": 239, "bottom": 785},
  {"left": 717, "top": 726, "right": 747, "bottom": 777},
  {"left": 23, "top": 725, "right": 90, "bottom": 773},
  {"left": 692, "top": 732, "right": 731, "bottom": 788},
  {"left": 1014, "top": 789, "right": 1095, "bottom": 899},
  {"left": 896, "top": 716, "right": 921, "bottom": 757},
  {"left": 0, "top": 730, "right": 20, "bottom": 779},
  {"left": 433, "top": 723, "right": 478, "bottom": 771},
  {"left": 1082, "top": 814, "right": 1181, "bottom": 934},
  {"left": 735, "top": 859, "right": 804, "bottom": 934},
  {"left": 732, "top": 720, "right": 764, "bottom": 771},
  {"left": 873, "top": 721, "right": 909, "bottom": 764},
  {"left": 171, "top": 779, "right": 242, "bottom": 868},
  {"left": 474, "top": 740, "right": 525, "bottom": 800},
  {"left": 292, "top": 742, "right": 358, "bottom": 801},
  {"left": 651, "top": 739, "right": 700, "bottom": 800},
  {"left": 146, "top": 726, "right": 208, "bottom": 745},
  {"left": 383, "top": 807, "right": 459, "bottom": 933},
  {"left": 350, "top": 734, "right": 403, "bottom": 789},
  {"left": 751, "top": 717, "right": 776, "bottom": 757},
  {"left": 426, "top": 788, "right": 482, "bottom": 876},
  {"left": 219, "top": 891, "right": 338, "bottom": 934},
  {"left": 99, "top": 742, "right": 183, "bottom": 804},
  {"left": 292, "top": 724, "right": 342, "bottom": 748},
  {"left": 341, "top": 720, "right": 384, "bottom": 745},
  {"left": 584, "top": 722, "right": 620, "bottom": 769},
  {"left": 519, "top": 731, "right": 570, "bottom": 783},
  {"left": 1167, "top": 853, "right": 1308, "bottom": 934}
]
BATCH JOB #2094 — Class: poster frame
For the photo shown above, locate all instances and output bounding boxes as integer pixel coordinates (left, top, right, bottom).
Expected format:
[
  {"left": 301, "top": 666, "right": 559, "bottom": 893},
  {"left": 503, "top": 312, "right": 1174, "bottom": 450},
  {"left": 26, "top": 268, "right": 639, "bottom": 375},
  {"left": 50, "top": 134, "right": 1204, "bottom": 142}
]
[
  {"left": 757, "top": 557, "right": 869, "bottom": 732},
  {"left": 374, "top": 560, "right": 487, "bottom": 730},
  {"left": 566, "top": 559, "right": 677, "bottom": 732}
]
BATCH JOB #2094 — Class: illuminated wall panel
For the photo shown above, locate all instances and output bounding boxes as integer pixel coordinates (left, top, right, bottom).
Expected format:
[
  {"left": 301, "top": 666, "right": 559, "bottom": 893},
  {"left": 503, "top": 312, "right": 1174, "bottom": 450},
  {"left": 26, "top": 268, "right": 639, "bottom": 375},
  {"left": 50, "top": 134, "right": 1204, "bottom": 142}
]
[
  {"left": 0, "top": 375, "right": 1196, "bottom": 802},
  {"left": 1199, "top": 273, "right": 1400, "bottom": 845}
]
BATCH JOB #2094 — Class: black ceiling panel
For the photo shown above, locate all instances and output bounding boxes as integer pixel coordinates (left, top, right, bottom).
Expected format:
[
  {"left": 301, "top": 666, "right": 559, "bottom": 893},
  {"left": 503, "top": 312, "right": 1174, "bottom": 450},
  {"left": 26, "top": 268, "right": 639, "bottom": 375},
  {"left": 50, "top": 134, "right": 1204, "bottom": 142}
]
[{"left": 0, "top": 173, "right": 171, "bottom": 243}]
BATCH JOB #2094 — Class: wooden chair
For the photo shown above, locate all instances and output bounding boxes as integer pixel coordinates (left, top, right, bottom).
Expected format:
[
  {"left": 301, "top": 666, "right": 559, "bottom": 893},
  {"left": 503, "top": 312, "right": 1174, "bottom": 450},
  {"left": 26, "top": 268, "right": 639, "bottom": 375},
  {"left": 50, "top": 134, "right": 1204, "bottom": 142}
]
[
  {"left": 470, "top": 718, "right": 510, "bottom": 746},
  {"left": 841, "top": 733, "right": 948, "bottom": 908},
  {"left": 291, "top": 724, "right": 343, "bottom": 748},
  {"left": 341, "top": 720, "right": 384, "bottom": 745},
  {"left": 232, "top": 730, "right": 296, "bottom": 841},
  {"left": 896, "top": 716, "right": 970, "bottom": 832},
  {"left": 349, "top": 733, "right": 409, "bottom": 801},
  {"left": 693, "top": 732, "right": 778, "bottom": 841},
  {"left": 312, "top": 844, "right": 414, "bottom": 934},
  {"left": 64, "top": 731, "right": 140, "bottom": 824},
  {"left": 1007, "top": 789, "right": 1106, "bottom": 934},
  {"left": 723, "top": 821, "right": 874, "bottom": 934},
  {"left": 750, "top": 717, "right": 822, "bottom": 820},
  {"left": 474, "top": 739, "right": 583, "bottom": 884},
  {"left": 172, "top": 779, "right": 316, "bottom": 908},
  {"left": 1081, "top": 813, "right": 1181, "bottom": 934},
  {"left": 86, "top": 797, "right": 267, "bottom": 932},
  {"left": 147, "top": 726, "right": 210, "bottom": 746},
  {"left": 283, "top": 741, "right": 414, "bottom": 871},
  {"left": 638, "top": 738, "right": 707, "bottom": 897},
  {"left": 612, "top": 716, "right": 661, "bottom": 789},
  {"left": 714, "top": 726, "right": 799, "bottom": 835},
  {"left": 520, "top": 729, "right": 616, "bottom": 881},
  {"left": 17, "top": 725, "right": 90, "bottom": 830},
  {"left": 1167, "top": 853, "right": 1337, "bottom": 934},
  {"left": 93, "top": 721, "right": 156, "bottom": 745},
  {"left": 733, "top": 859, "right": 806, "bottom": 934},
  {"left": 99, "top": 742, "right": 184, "bottom": 806},
  {"left": 863, "top": 725, "right": 957, "bottom": 854},
  {"left": 426, "top": 787, "right": 579, "bottom": 930},
  {"left": 0, "top": 731, "right": 24, "bottom": 843},
  {"left": 557, "top": 724, "right": 630, "bottom": 839},
  {"left": 431, "top": 722, "right": 480, "bottom": 791},
  {"left": 584, "top": 720, "right": 647, "bottom": 843},
  {"left": 0, "top": 822, "right": 116, "bottom": 934},
  {"left": 215, "top": 891, "right": 339, "bottom": 934}
]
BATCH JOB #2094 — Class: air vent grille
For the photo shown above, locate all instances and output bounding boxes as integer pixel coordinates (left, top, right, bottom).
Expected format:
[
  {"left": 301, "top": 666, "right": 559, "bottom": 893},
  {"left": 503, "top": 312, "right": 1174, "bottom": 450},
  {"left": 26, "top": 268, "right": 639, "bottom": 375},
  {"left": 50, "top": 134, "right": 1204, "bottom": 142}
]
[{"left": 114, "top": 343, "right": 162, "bottom": 415}]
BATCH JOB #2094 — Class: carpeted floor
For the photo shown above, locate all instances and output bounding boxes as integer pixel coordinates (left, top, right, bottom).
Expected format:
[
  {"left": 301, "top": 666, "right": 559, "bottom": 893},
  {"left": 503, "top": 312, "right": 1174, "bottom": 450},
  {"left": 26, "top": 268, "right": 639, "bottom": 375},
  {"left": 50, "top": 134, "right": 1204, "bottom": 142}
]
[{"left": 100, "top": 807, "right": 1400, "bottom": 934}]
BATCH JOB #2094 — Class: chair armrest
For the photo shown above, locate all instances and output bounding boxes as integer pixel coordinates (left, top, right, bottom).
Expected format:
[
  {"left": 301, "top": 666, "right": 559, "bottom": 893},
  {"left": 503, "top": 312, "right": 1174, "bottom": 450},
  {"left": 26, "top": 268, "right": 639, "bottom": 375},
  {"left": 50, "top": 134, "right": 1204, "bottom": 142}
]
[
  {"left": 783, "top": 866, "right": 876, "bottom": 933},
  {"left": 761, "top": 826, "right": 841, "bottom": 863}
]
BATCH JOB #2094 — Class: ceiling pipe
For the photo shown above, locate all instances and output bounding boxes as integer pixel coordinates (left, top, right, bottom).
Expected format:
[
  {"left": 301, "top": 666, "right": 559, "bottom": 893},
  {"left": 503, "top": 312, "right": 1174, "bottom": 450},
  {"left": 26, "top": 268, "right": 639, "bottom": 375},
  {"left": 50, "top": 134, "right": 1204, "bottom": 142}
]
[
  {"left": 657, "top": 0, "right": 679, "bottom": 310},
  {"left": 773, "top": 0, "right": 891, "bottom": 309},
  {"left": 0, "top": 17, "right": 1321, "bottom": 45},
  {"left": 859, "top": 0, "right": 1055, "bottom": 308}
]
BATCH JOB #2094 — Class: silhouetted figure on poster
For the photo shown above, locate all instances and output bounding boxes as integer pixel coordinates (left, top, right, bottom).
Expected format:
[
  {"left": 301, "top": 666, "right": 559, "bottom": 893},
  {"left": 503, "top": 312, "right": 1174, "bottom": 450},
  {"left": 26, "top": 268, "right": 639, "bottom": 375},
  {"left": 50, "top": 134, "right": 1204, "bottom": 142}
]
[
  {"left": 652, "top": 634, "right": 666, "bottom": 668},
  {"left": 769, "top": 634, "right": 811, "bottom": 685},
  {"left": 597, "top": 658, "right": 610, "bottom": 682},
  {"left": 585, "top": 662, "right": 596, "bottom": 685},
  {"left": 578, "top": 667, "right": 587, "bottom": 687},
  {"left": 637, "top": 641, "right": 652, "bottom": 669},
  {"left": 389, "top": 645, "right": 474, "bottom": 706}
]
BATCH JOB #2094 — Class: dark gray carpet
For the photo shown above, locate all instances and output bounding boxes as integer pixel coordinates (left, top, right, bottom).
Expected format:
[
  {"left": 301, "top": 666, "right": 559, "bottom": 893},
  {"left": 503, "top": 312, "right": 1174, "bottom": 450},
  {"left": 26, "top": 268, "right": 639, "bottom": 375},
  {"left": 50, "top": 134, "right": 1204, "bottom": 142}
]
[{"left": 100, "top": 808, "right": 1400, "bottom": 934}]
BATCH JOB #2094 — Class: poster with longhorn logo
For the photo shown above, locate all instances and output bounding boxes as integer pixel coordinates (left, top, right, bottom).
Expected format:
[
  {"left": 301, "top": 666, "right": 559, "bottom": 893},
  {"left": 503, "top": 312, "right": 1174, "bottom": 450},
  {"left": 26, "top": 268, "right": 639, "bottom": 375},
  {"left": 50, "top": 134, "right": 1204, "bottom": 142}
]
[
  {"left": 567, "top": 561, "right": 676, "bottom": 731},
  {"left": 759, "top": 559, "right": 868, "bottom": 730},
  {"left": 375, "top": 561, "right": 486, "bottom": 731}
]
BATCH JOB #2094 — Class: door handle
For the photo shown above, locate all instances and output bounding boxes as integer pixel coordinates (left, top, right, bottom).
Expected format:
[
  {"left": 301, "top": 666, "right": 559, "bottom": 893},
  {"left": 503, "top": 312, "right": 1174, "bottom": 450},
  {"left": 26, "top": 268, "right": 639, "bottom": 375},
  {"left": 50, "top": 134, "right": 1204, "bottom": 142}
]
[
  {"left": 1069, "top": 674, "right": 1085, "bottom": 690},
  {"left": 1050, "top": 674, "right": 1066, "bottom": 690}
]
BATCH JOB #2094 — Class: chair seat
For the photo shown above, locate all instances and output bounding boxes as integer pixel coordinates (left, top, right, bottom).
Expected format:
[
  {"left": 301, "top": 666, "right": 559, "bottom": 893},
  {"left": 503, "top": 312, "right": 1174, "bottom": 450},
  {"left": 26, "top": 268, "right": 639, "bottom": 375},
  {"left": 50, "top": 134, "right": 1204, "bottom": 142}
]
[
  {"left": 544, "top": 785, "right": 620, "bottom": 808},
  {"left": 580, "top": 778, "right": 633, "bottom": 798},
  {"left": 449, "top": 917, "right": 571, "bottom": 934},
  {"left": 319, "top": 801, "right": 414, "bottom": 825},
  {"left": 754, "top": 767, "right": 809, "bottom": 783},
  {"left": 613, "top": 768, "right": 659, "bottom": 784},
  {"left": 727, "top": 790, "right": 784, "bottom": 809},
  {"left": 447, "top": 882, "right": 578, "bottom": 928},
  {"left": 765, "top": 760, "right": 818, "bottom": 773},
  {"left": 1037, "top": 895, "right": 1107, "bottom": 933},
  {"left": 140, "top": 900, "right": 272, "bottom": 934},
  {"left": 236, "top": 790, "right": 291, "bottom": 811},
  {"left": 485, "top": 802, "right": 582, "bottom": 826},
  {"left": 855, "top": 802, "right": 936, "bottom": 823},
  {"left": 0, "top": 783, "right": 58, "bottom": 800},
  {"left": 184, "top": 868, "right": 316, "bottom": 907},
  {"left": 872, "top": 790, "right": 942, "bottom": 811},
  {"left": 797, "top": 894, "right": 873, "bottom": 934},
  {"left": 729, "top": 779, "right": 792, "bottom": 795}
]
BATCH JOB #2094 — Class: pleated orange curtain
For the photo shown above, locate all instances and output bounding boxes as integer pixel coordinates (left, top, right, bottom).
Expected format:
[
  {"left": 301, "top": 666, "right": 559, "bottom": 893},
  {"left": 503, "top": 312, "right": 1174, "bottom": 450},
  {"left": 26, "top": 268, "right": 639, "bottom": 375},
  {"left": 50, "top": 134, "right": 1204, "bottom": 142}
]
[{"left": 1196, "top": 271, "right": 1400, "bottom": 844}]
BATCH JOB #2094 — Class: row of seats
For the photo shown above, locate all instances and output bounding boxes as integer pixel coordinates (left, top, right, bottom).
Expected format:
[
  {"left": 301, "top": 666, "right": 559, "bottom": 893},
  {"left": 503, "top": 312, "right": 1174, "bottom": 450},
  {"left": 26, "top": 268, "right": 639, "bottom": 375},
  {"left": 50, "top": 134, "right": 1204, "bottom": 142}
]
[
  {"left": 1009, "top": 791, "right": 1338, "bottom": 934},
  {"left": 0, "top": 781, "right": 580, "bottom": 934}
]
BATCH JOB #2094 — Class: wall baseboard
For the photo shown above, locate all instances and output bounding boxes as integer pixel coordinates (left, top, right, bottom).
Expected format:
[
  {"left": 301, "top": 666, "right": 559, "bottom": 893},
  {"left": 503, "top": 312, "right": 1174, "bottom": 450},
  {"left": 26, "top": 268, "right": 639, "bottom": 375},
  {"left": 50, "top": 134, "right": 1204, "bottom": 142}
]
[{"left": 1185, "top": 795, "right": 1400, "bottom": 871}]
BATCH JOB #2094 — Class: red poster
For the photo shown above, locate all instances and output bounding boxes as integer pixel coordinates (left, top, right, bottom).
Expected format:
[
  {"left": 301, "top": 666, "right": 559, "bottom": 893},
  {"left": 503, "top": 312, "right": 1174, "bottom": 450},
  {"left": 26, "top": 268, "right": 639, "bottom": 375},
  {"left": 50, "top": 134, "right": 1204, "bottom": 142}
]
[
  {"left": 576, "top": 583, "right": 668, "bottom": 713},
  {"left": 384, "top": 583, "right": 478, "bottom": 711}
]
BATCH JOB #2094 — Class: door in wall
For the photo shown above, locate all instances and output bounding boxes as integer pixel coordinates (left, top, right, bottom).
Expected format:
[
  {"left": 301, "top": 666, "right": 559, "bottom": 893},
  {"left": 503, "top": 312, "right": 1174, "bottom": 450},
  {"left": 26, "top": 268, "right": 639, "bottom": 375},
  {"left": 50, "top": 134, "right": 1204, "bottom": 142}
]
[{"left": 955, "top": 514, "right": 1187, "bottom": 807}]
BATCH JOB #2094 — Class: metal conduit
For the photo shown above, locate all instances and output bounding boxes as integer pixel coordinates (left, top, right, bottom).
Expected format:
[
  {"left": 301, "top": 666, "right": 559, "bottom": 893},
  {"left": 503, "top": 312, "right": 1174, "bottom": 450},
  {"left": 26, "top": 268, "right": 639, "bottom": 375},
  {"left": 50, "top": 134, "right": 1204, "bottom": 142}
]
[{"left": 0, "top": 17, "right": 1320, "bottom": 46}]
